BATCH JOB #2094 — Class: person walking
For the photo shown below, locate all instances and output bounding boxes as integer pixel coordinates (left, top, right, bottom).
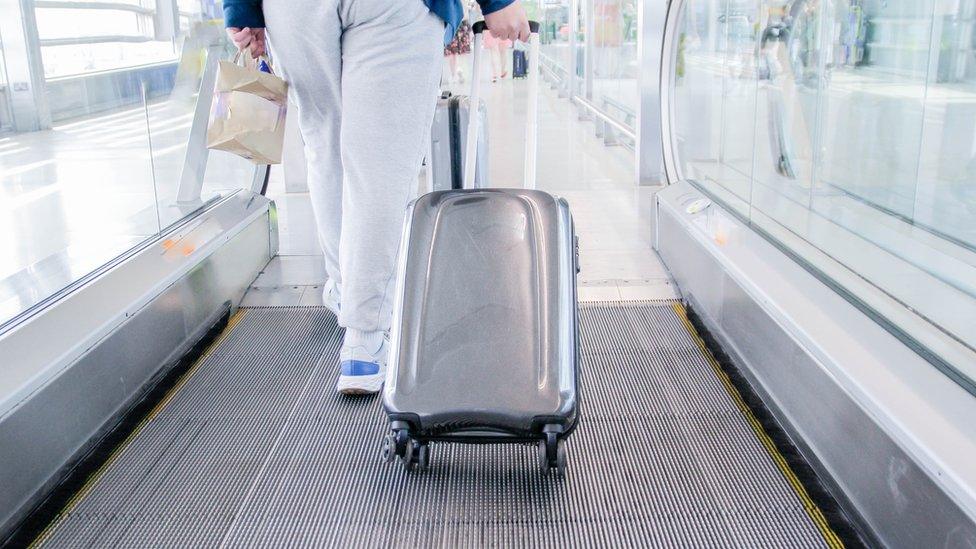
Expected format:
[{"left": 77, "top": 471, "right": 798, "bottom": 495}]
[
  {"left": 224, "top": 0, "right": 530, "bottom": 395},
  {"left": 483, "top": 28, "right": 512, "bottom": 81},
  {"left": 444, "top": 17, "right": 472, "bottom": 84}
]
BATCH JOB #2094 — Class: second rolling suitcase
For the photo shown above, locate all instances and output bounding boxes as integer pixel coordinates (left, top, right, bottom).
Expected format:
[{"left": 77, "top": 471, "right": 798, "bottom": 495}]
[
  {"left": 384, "top": 20, "right": 580, "bottom": 476},
  {"left": 428, "top": 91, "right": 489, "bottom": 190}
]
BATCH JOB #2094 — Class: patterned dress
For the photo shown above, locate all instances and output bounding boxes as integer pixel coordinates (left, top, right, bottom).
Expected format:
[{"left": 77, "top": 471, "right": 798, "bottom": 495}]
[{"left": 444, "top": 19, "right": 472, "bottom": 55}]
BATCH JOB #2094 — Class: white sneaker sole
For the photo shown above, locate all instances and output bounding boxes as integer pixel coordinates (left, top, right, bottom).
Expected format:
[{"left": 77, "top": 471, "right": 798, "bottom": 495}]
[{"left": 336, "top": 373, "right": 384, "bottom": 395}]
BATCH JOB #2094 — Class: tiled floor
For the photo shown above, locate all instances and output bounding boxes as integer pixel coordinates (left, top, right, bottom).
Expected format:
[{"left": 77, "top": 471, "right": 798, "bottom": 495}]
[{"left": 244, "top": 75, "right": 675, "bottom": 306}]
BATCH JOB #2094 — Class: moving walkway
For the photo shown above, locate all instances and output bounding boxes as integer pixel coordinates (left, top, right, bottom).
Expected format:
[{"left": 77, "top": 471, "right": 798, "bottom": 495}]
[
  {"left": 4, "top": 0, "right": 976, "bottom": 544},
  {"left": 11, "top": 285, "right": 854, "bottom": 547}
]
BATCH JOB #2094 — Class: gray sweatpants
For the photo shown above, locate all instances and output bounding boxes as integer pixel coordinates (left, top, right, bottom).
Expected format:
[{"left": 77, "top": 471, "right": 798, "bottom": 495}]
[{"left": 264, "top": 0, "right": 443, "bottom": 332}]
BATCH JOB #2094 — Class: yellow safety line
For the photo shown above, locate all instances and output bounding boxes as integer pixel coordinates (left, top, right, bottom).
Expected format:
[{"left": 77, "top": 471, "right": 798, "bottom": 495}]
[
  {"left": 30, "top": 310, "right": 247, "bottom": 548},
  {"left": 671, "top": 302, "right": 844, "bottom": 549}
]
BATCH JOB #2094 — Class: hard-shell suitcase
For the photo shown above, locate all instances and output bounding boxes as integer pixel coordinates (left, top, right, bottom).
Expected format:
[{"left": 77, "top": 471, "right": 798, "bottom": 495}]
[
  {"left": 384, "top": 20, "right": 580, "bottom": 475},
  {"left": 428, "top": 91, "right": 489, "bottom": 190}
]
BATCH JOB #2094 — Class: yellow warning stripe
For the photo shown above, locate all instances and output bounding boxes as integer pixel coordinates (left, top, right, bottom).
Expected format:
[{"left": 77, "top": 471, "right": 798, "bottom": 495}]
[
  {"left": 30, "top": 310, "right": 247, "bottom": 548},
  {"left": 672, "top": 302, "right": 844, "bottom": 549}
]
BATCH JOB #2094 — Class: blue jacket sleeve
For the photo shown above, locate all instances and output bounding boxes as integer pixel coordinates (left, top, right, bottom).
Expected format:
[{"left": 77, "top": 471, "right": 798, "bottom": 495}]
[
  {"left": 477, "top": 0, "right": 515, "bottom": 16},
  {"left": 223, "top": 0, "right": 265, "bottom": 28}
]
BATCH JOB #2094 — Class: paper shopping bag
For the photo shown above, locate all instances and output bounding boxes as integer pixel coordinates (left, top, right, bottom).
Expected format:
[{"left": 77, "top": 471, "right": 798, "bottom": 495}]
[{"left": 207, "top": 54, "right": 288, "bottom": 165}]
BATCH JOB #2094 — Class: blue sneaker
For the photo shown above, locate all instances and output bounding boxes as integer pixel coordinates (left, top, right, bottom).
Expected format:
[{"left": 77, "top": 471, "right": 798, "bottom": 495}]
[{"left": 337, "top": 329, "right": 388, "bottom": 395}]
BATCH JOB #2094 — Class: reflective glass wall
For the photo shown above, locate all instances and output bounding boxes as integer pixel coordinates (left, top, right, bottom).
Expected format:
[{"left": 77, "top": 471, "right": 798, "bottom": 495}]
[
  {"left": 591, "top": 0, "right": 638, "bottom": 129},
  {"left": 0, "top": 0, "right": 254, "bottom": 328},
  {"left": 668, "top": 0, "right": 976, "bottom": 389},
  {"left": 531, "top": 0, "right": 638, "bottom": 138}
]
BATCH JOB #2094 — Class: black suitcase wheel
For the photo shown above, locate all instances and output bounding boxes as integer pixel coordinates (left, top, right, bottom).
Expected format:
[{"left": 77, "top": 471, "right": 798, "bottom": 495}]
[
  {"left": 394, "top": 429, "right": 410, "bottom": 458},
  {"left": 555, "top": 441, "right": 568, "bottom": 477},
  {"left": 417, "top": 443, "right": 431, "bottom": 470},
  {"left": 537, "top": 441, "right": 549, "bottom": 472},
  {"left": 538, "top": 432, "right": 567, "bottom": 476},
  {"left": 402, "top": 438, "right": 416, "bottom": 471},
  {"left": 381, "top": 433, "right": 396, "bottom": 463}
]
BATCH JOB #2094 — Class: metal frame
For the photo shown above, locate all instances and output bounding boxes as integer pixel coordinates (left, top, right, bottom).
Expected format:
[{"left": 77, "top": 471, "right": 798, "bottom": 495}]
[
  {"left": 33, "top": 0, "right": 160, "bottom": 48},
  {"left": 176, "top": 43, "right": 222, "bottom": 204},
  {"left": 0, "top": 0, "right": 51, "bottom": 130},
  {"left": 570, "top": 95, "right": 635, "bottom": 140},
  {"left": 635, "top": 0, "right": 666, "bottom": 184},
  {"left": 659, "top": 0, "right": 683, "bottom": 184},
  {"left": 0, "top": 191, "right": 276, "bottom": 539},
  {"left": 38, "top": 35, "right": 155, "bottom": 47},
  {"left": 655, "top": 182, "right": 976, "bottom": 546},
  {"left": 33, "top": 0, "right": 154, "bottom": 13}
]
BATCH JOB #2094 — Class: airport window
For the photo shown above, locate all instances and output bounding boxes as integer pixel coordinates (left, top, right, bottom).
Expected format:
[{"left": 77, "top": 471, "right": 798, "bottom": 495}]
[{"left": 34, "top": 0, "right": 204, "bottom": 78}]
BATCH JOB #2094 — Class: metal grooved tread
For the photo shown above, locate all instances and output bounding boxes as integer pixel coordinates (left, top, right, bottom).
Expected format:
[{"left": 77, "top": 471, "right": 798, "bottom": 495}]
[{"left": 37, "top": 302, "right": 834, "bottom": 548}]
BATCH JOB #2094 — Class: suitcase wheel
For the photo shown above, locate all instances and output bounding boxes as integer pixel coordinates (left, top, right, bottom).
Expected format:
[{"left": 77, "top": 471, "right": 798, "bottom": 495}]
[
  {"left": 417, "top": 443, "right": 431, "bottom": 470},
  {"left": 387, "top": 429, "right": 431, "bottom": 472},
  {"left": 402, "top": 438, "right": 430, "bottom": 472},
  {"left": 381, "top": 433, "right": 396, "bottom": 463},
  {"left": 538, "top": 431, "right": 568, "bottom": 477},
  {"left": 403, "top": 438, "right": 416, "bottom": 471}
]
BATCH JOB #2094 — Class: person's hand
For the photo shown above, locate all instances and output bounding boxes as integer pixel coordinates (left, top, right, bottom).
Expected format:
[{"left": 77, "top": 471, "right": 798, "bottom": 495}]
[
  {"left": 484, "top": 1, "right": 530, "bottom": 42},
  {"left": 226, "top": 27, "right": 266, "bottom": 58}
]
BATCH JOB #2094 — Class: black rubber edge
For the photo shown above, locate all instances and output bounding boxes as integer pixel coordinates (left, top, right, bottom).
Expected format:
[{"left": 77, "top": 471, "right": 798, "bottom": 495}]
[
  {"left": 448, "top": 96, "right": 463, "bottom": 190},
  {"left": 684, "top": 305, "right": 878, "bottom": 549},
  {"left": 259, "top": 166, "right": 271, "bottom": 195},
  {"left": 472, "top": 20, "right": 539, "bottom": 34},
  {"left": 1, "top": 310, "right": 232, "bottom": 548}
]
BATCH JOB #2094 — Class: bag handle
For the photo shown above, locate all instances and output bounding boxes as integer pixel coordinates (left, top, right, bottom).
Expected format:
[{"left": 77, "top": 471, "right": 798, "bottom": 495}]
[
  {"left": 463, "top": 20, "right": 541, "bottom": 189},
  {"left": 231, "top": 50, "right": 277, "bottom": 75}
]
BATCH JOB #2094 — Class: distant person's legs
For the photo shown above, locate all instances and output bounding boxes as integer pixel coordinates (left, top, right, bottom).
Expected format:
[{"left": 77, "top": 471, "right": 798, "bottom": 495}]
[
  {"left": 265, "top": 0, "right": 443, "bottom": 394},
  {"left": 489, "top": 44, "right": 501, "bottom": 80},
  {"left": 447, "top": 53, "right": 458, "bottom": 83}
]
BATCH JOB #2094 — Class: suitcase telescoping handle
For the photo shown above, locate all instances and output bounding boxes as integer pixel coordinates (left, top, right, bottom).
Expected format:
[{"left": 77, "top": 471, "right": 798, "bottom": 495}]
[{"left": 463, "top": 20, "right": 541, "bottom": 190}]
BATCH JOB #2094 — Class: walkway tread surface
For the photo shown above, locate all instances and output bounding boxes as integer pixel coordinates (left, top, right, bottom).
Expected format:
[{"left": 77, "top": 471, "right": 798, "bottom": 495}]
[{"left": 38, "top": 303, "right": 831, "bottom": 548}]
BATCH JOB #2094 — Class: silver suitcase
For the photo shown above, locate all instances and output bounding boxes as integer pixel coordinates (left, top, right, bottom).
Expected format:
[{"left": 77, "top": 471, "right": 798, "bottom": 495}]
[
  {"left": 384, "top": 20, "right": 580, "bottom": 475},
  {"left": 429, "top": 91, "right": 489, "bottom": 190}
]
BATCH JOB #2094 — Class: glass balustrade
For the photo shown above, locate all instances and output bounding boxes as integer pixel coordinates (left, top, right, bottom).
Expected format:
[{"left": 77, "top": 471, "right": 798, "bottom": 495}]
[
  {"left": 0, "top": 0, "right": 259, "bottom": 329},
  {"left": 666, "top": 0, "right": 976, "bottom": 391},
  {"left": 590, "top": 0, "right": 637, "bottom": 131}
]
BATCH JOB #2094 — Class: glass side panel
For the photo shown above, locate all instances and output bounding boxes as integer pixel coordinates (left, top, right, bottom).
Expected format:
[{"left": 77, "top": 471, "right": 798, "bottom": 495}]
[
  {"left": 574, "top": 0, "right": 586, "bottom": 96},
  {"left": 534, "top": 0, "right": 572, "bottom": 86},
  {"left": 0, "top": 30, "right": 12, "bottom": 132},
  {"left": 668, "top": 0, "right": 976, "bottom": 390},
  {"left": 719, "top": 0, "right": 759, "bottom": 212},
  {"left": 0, "top": 84, "right": 158, "bottom": 328},
  {"left": 672, "top": 0, "right": 749, "bottom": 213},
  {"left": 1, "top": 0, "right": 260, "bottom": 329},
  {"left": 590, "top": 0, "right": 637, "bottom": 131}
]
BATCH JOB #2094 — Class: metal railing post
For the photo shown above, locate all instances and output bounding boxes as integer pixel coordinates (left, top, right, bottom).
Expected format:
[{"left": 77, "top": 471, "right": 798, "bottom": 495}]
[
  {"left": 636, "top": 0, "right": 667, "bottom": 185},
  {"left": 176, "top": 44, "right": 221, "bottom": 204}
]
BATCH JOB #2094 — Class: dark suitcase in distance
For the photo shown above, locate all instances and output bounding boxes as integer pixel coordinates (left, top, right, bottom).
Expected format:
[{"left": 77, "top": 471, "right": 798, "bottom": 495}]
[
  {"left": 513, "top": 48, "right": 528, "bottom": 78},
  {"left": 429, "top": 91, "right": 489, "bottom": 190},
  {"left": 383, "top": 20, "right": 580, "bottom": 475}
]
